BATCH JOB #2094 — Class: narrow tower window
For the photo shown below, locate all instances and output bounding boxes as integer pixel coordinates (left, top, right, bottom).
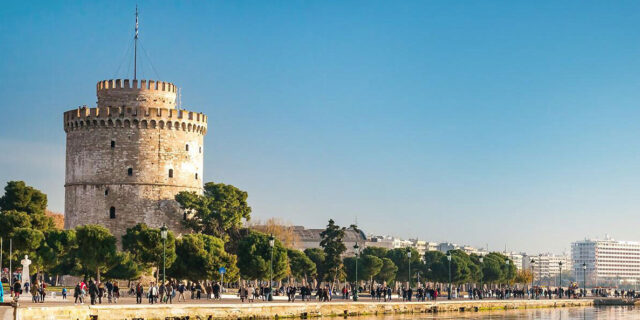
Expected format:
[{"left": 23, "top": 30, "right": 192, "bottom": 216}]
[
  {"left": 111, "top": 140, "right": 115, "bottom": 148},
  {"left": 199, "top": 146, "right": 202, "bottom": 153},
  {"left": 127, "top": 168, "right": 133, "bottom": 176},
  {"left": 195, "top": 173, "right": 198, "bottom": 180},
  {"left": 186, "top": 144, "right": 189, "bottom": 151},
  {"left": 105, "top": 188, "right": 109, "bottom": 196},
  {"left": 109, "top": 207, "right": 116, "bottom": 219},
  {"left": 169, "top": 169, "right": 174, "bottom": 178}
]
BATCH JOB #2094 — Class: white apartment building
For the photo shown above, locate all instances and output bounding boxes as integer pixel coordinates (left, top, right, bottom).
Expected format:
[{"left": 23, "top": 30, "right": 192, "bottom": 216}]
[
  {"left": 571, "top": 236, "right": 640, "bottom": 284},
  {"left": 503, "top": 252, "right": 525, "bottom": 270},
  {"left": 523, "top": 253, "right": 572, "bottom": 280},
  {"left": 409, "top": 239, "right": 438, "bottom": 256}
]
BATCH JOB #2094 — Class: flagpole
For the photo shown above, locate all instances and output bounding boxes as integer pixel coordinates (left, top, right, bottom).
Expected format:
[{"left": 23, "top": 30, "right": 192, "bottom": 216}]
[{"left": 134, "top": 5, "right": 139, "bottom": 80}]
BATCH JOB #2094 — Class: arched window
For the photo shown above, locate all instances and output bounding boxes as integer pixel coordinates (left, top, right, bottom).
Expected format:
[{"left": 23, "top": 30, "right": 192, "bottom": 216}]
[
  {"left": 195, "top": 173, "right": 198, "bottom": 180},
  {"left": 109, "top": 207, "right": 116, "bottom": 219},
  {"left": 111, "top": 140, "right": 115, "bottom": 148},
  {"left": 186, "top": 144, "right": 189, "bottom": 151},
  {"left": 128, "top": 168, "right": 133, "bottom": 176},
  {"left": 169, "top": 169, "right": 174, "bottom": 178},
  {"left": 105, "top": 188, "right": 109, "bottom": 196}
]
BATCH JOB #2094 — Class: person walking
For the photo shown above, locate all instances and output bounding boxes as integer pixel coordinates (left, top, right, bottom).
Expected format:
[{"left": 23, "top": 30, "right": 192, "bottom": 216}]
[
  {"left": 135, "top": 283, "right": 144, "bottom": 304},
  {"left": 89, "top": 280, "right": 98, "bottom": 305},
  {"left": 177, "top": 282, "right": 186, "bottom": 302},
  {"left": 62, "top": 287, "right": 68, "bottom": 300},
  {"left": 0, "top": 279, "right": 4, "bottom": 303}
]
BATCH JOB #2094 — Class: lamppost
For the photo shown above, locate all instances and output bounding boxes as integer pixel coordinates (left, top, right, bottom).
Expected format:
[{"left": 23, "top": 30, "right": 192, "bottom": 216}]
[
  {"left": 269, "top": 234, "right": 275, "bottom": 301},
  {"left": 530, "top": 258, "right": 536, "bottom": 299},
  {"left": 479, "top": 257, "right": 484, "bottom": 299},
  {"left": 160, "top": 224, "right": 168, "bottom": 286},
  {"left": 558, "top": 261, "right": 563, "bottom": 292},
  {"left": 504, "top": 259, "right": 510, "bottom": 297},
  {"left": 582, "top": 262, "right": 587, "bottom": 298},
  {"left": 447, "top": 251, "right": 452, "bottom": 300},
  {"left": 353, "top": 243, "right": 359, "bottom": 301},
  {"left": 407, "top": 248, "right": 412, "bottom": 289}
]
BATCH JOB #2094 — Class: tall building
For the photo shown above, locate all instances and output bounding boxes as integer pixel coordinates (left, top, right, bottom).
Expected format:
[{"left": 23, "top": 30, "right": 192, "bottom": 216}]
[
  {"left": 572, "top": 236, "right": 640, "bottom": 284},
  {"left": 63, "top": 79, "right": 207, "bottom": 239},
  {"left": 523, "top": 253, "right": 571, "bottom": 281}
]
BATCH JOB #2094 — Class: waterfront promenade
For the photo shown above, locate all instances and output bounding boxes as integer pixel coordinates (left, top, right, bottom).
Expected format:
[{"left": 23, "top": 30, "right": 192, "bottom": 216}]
[{"left": 0, "top": 297, "right": 597, "bottom": 320}]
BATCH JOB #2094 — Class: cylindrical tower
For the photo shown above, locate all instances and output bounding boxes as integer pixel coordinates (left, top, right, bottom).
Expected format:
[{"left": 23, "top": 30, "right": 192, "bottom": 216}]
[{"left": 63, "top": 79, "right": 207, "bottom": 240}]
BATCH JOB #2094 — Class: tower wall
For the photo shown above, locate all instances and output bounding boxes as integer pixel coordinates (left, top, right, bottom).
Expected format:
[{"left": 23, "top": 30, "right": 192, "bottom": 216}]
[{"left": 63, "top": 79, "right": 207, "bottom": 240}]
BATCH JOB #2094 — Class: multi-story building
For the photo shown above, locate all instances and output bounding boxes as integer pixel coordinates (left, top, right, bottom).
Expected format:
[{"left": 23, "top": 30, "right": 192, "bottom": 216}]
[
  {"left": 523, "top": 253, "right": 572, "bottom": 281},
  {"left": 503, "top": 252, "right": 525, "bottom": 270},
  {"left": 571, "top": 236, "right": 640, "bottom": 284},
  {"left": 409, "top": 239, "right": 438, "bottom": 256}
]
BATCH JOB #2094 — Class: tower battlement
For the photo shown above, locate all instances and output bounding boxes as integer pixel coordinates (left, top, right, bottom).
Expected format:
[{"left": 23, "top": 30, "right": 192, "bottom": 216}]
[
  {"left": 97, "top": 79, "right": 178, "bottom": 109},
  {"left": 97, "top": 79, "right": 177, "bottom": 92},
  {"left": 63, "top": 106, "right": 207, "bottom": 134}
]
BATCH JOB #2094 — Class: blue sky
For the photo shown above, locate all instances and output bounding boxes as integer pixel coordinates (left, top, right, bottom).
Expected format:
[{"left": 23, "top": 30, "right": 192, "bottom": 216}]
[{"left": 2, "top": 1, "right": 640, "bottom": 254}]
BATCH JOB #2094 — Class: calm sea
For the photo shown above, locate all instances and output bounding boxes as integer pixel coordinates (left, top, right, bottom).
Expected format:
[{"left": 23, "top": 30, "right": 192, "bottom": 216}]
[{"left": 353, "top": 307, "right": 638, "bottom": 320}]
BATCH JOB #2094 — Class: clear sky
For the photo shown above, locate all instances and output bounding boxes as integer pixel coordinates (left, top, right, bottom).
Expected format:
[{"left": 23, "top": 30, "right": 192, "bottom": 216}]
[{"left": 2, "top": 1, "right": 640, "bottom": 255}]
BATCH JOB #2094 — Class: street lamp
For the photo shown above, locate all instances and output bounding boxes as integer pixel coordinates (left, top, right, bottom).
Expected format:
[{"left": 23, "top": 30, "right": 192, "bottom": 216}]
[
  {"left": 269, "top": 234, "right": 275, "bottom": 301},
  {"left": 479, "top": 257, "right": 484, "bottom": 298},
  {"left": 558, "top": 261, "right": 563, "bottom": 292},
  {"left": 582, "top": 262, "right": 587, "bottom": 298},
  {"left": 447, "top": 251, "right": 452, "bottom": 300},
  {"left": 407, "top": 248, "right": 412, "bottom": 289},
  {"left": 353, "top": 243, "right": 359, "bottom": 301},
  {"left": 160, "top": 224, "right": 168, "bottom": 286},
  {"left": 530, "top": 258, "right": 536, "bottom": 299}
]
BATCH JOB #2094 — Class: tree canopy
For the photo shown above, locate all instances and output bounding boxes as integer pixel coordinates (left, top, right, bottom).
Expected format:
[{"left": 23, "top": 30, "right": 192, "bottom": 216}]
[
  {"left": 237, "top": 231, "right": 289, "bottom": 281},
  {"left": 122, "top": 223, "right": 177, "bottom": 275},
  {"left": 287, "top": 249, "right": 316, "bottom": 281},
  {"left": 176, "top": 182, "right": 251, "bottom": 240},
  {"left": 170, "top": 233, "right": 239, "bottom": 281}
]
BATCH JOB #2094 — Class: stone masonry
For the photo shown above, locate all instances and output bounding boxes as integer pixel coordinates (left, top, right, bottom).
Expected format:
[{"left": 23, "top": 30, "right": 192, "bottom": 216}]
[{"left": 63, "top": 79, "right": 207, "bottom": 240}]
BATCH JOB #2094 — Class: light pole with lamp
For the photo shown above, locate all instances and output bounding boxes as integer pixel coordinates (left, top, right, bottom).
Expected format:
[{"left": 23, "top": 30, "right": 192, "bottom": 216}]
[
  {"left": 160, "top": 224, "right": 168, "bottom": 286},
  {"left": 447, "top": 251, "right": 452, "bottom": 300},
  {"left": 353, "top": 243, "right": 359, "bottom": 301},
  {"left": 479, "top": 257, "right": 484, "bottom": 299},
  {"left": 558, "top": 261, "right": 563, "bottom": 298},
  {"left": 407, "top": 248, "right": 412, "bottom": 289},
  {"left": 269, "top": 234, "right": 275, "bottom": 301},
  {"left": 530, "top": 258, "right": 535, "bottom": 299},
  {"left": 504, "top": 259, "right": 510, "bottom": 298},
  {"left": 582, "top": 262, "right": 587, "bottom": 298}
]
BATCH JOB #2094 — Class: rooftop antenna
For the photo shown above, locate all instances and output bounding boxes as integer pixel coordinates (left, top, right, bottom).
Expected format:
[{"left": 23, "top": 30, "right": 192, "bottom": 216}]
[{"left": 134, "top": 5, "right": 139, "bottom": 80}]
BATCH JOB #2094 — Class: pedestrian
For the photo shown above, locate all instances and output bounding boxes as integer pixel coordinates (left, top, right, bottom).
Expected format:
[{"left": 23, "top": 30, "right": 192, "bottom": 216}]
[
  {"left": 113, "top": 281, "right": 120, "bottom": 303},
  {"left": 62, "top": 287, "right": 67, "bottom": 300},
  {"left": 177, "top": 282, "right": 186, "bottom": 302},
  {"left": 135, "top": 282, "right": 144, "bottom": 304},
  {"left": 89, "top": 280, "right": 98, "bottom": 305},
  {"left": 0, "top": 279, "right": 4, "bottom": 303},
  {"left": 13, "top": 281, "right": 22, "bottom": 299}
]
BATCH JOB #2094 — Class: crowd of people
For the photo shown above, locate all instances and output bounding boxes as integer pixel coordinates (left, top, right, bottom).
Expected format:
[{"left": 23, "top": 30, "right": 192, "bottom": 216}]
[{"left": 7, "top": 276, "right": 640, "bottom": 304}]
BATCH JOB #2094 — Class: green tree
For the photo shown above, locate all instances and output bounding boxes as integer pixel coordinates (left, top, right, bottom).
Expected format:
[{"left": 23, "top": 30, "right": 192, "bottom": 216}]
[
  {"left": 374, "top": 257, "right": 398, "bottom": 284},
  {"left": 71, "top": 224, "right": 118, "bottom": 282},
  {"left": 386, "top": 247, "right": 421, "bottom": 282},
  {"left": 237, "top": 231, "right": 288, "bottom": 281},
  {"left": 319, "top": 219, "right": 346, "bottom": 283},
  {"left": 175, "top": 182, "right": 251, "bottom": 240},
  {"left": 287, "top": 249, "right": 316, "bottom": 282},
  {"left": 304, "top": 248, "right": 326, "bottom": 284},
  {"left": 104, "top": 251, "right": 144, "bottom": 280},
  {"left": 38, "top": 229, "right": 77, "bottom": 276},
  {"left": 170, "top": 234, "right": 239, "bottom": 281},
  {"left": 122, "top": 223, "right": 177, "bottom": 279},
  {"left": 0, "top": 181, "right": 47, "bottom": 215},
  {"left": 344, "top": 254, "right": 383, "bottom": 283},
  {"left": 424, "top": 251, "right": 446, "bottom": 281},
  {"left": 361, "top": 246, "right": 388, "bottom": 259},
  {"left": 0, "top": 210, "right": 31, "bottom": 236}
]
